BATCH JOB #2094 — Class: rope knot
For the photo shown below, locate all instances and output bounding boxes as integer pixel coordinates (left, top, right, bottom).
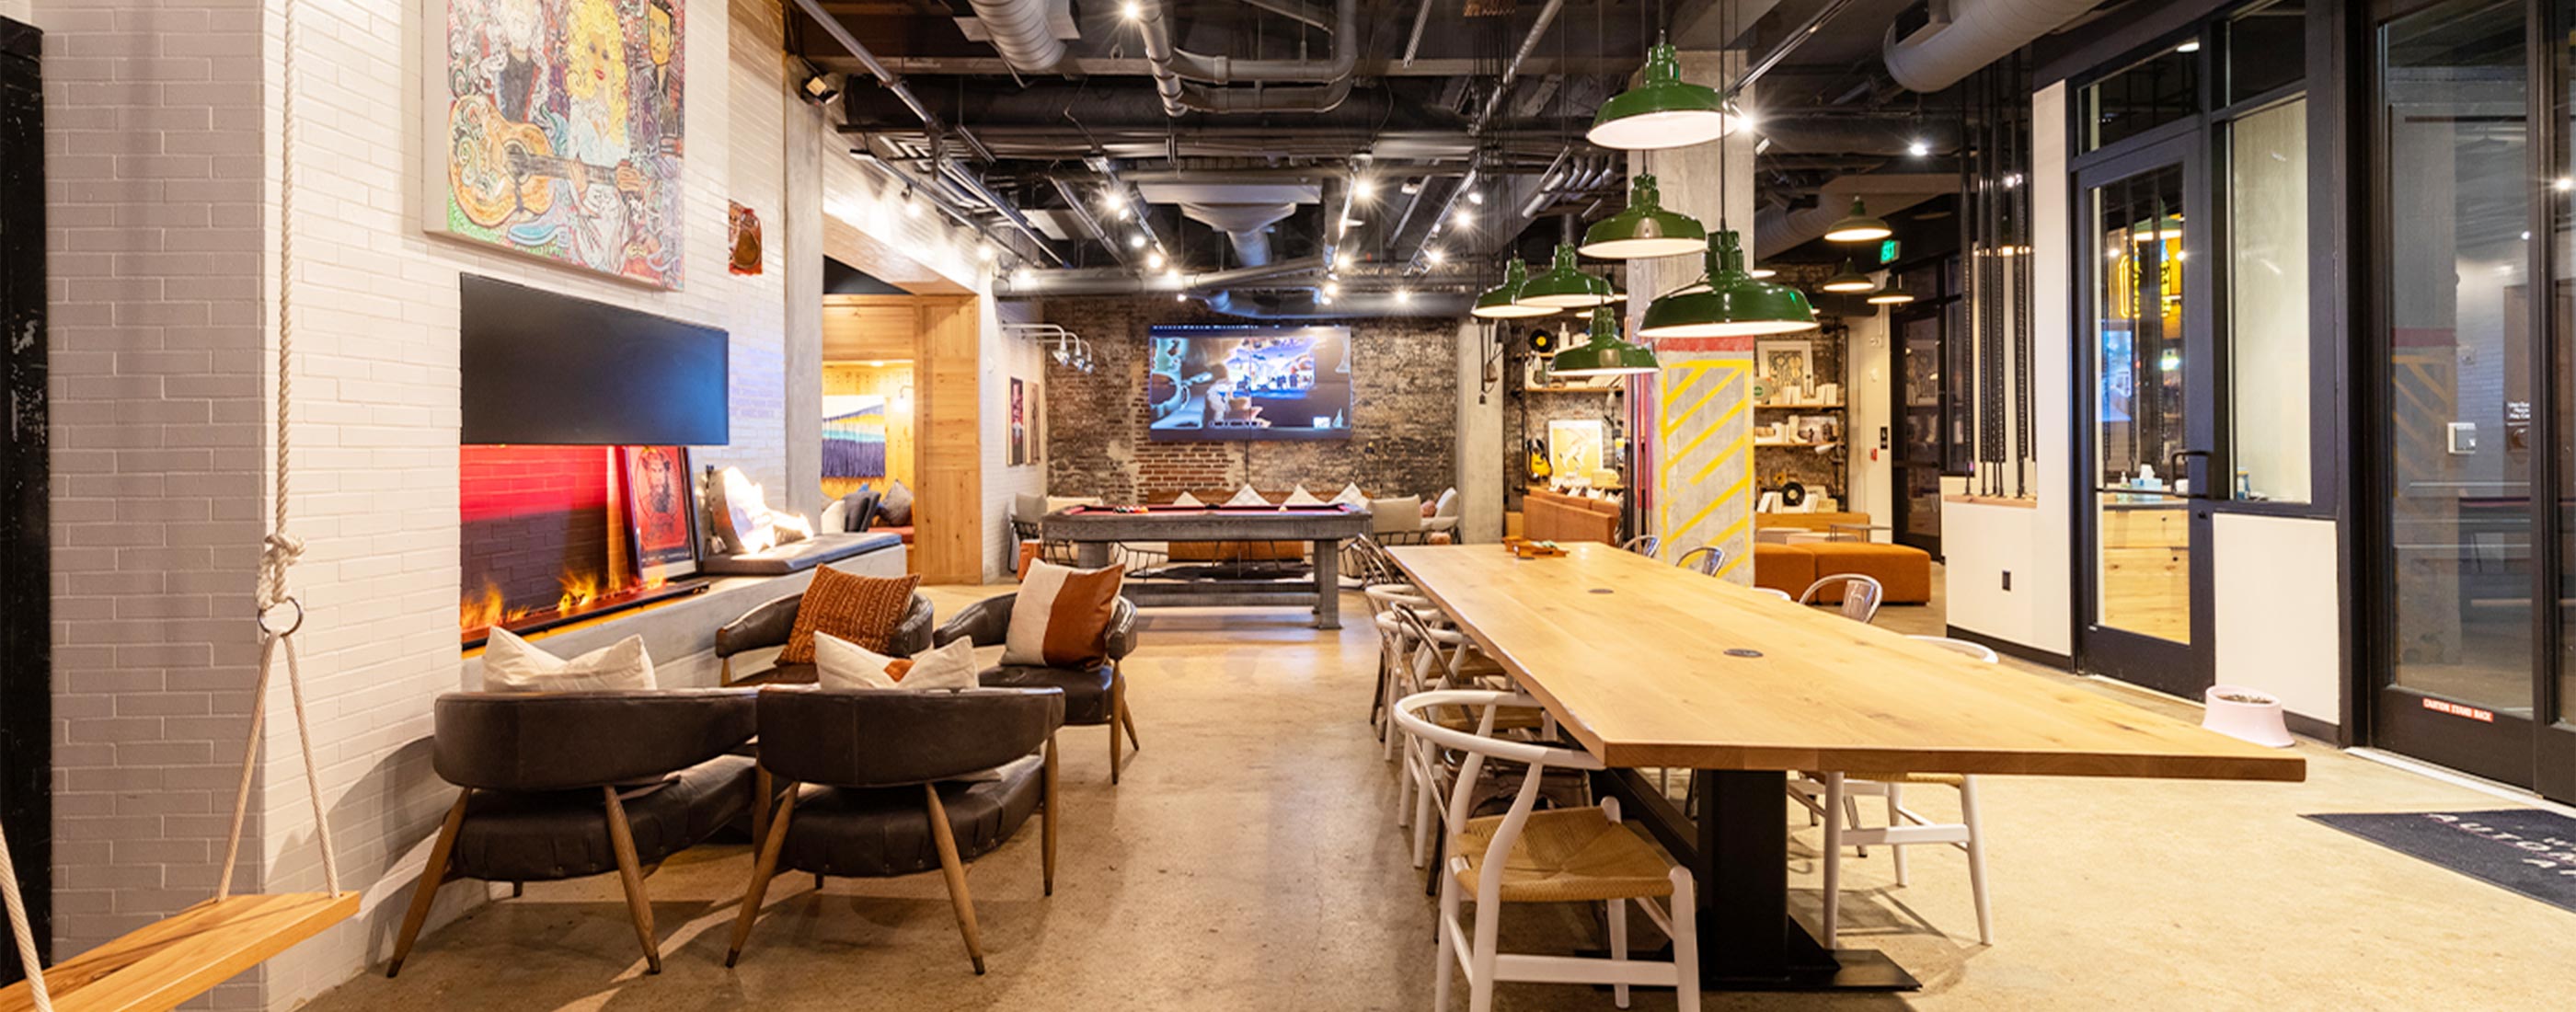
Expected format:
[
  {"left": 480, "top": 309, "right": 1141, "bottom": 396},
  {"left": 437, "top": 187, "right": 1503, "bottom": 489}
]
[{"left": 262, "top": 532, "right": 307, "bottom": 567}]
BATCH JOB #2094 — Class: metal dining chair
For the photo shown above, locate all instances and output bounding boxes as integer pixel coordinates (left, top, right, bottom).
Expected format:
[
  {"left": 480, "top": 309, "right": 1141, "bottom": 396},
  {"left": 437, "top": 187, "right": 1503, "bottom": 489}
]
[
  {"left": 1799, "top": 573, "right": 1884, "bottom": 623},
  {"left": 1673, "top": 545, "right": 1726, "bottom": 576},
  {"left": 1619, "top": 535, "right": 1662, "bottom": 559}
]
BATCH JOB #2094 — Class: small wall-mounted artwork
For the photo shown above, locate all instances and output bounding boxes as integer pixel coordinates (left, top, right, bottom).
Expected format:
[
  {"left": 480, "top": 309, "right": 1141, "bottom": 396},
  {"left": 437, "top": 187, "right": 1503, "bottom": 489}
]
[
  {"left": 431, "top": 0, "right": 686, "bottom": 288},
  {"left": 1008, "top": 376, "right": 1029, "bottom": 466},
  {"left": 1757, "top": 339, "right": 1812, "bottom": 399},
  {"left": 1547, "top": 419, "right": 1606, "bottom": 485},
  {"left": 822, "top": 395, "right": 888, "bottom": 478},
  {"left": 728, "top": 201, "right": 762, "bottom": 275}
]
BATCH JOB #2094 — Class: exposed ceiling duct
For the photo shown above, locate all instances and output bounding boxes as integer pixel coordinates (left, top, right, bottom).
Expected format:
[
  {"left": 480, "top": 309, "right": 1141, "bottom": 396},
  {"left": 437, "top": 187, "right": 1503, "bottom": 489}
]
[
  {"left": 1883, "top": 0, "right": 2107, "bottom": 93},
  {"left": 1137, "top": 0, "right": 1362, "bottom": 114},
  {"left": 1181, "top": 202, "right": 1300, "bottom": 267},
  {"left": 1754, "top": 173, "right": 1955, "bottom": 258},
  {"left": 997, "top": 257, "right": 1325, "bottom": 297},
  {"left": 1196, "top": 289, "right": 1471, "bottom": 319},
  {"left": 960, "top": 0, "right": 1072, "bottom": 74}
]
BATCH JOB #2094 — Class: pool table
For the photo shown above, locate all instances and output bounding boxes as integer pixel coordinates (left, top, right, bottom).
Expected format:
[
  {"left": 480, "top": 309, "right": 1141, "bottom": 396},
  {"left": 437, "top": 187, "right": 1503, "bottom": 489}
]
[{"left": 1042, "top": 502, "right": 1372, "bottom": 628}]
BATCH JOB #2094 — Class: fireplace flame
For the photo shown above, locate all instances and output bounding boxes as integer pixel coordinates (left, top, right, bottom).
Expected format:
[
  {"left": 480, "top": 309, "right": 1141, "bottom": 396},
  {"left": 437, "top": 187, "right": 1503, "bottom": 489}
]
[
  {"left": 558, "top": 568, "right": 604, "bottom": 615},
  {"left": 460, "top": 580, "right": 505, "bottom": 637}
]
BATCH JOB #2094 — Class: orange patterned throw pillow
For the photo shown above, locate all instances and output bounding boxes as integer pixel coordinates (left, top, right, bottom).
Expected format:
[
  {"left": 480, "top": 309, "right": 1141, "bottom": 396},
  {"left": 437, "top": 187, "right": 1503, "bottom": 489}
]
[
  {"left": 1003, "top": 560, "right": 1126, "bottom": 667},
  {"left": 781, "top": 567, "right": 922, "bottom": 664}
]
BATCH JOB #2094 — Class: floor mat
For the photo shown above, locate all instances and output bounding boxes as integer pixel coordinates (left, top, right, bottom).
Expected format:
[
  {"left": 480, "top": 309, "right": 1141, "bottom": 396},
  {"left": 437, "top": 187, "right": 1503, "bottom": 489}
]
[{"left": 2305, "top": 808, "right": 2576, "bottom": 914}]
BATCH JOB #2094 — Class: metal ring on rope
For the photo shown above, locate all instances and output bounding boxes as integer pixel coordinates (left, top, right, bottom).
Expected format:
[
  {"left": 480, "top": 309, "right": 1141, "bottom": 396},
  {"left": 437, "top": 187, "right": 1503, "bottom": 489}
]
[{"left": 259, "top": 596, "right": 305, "bottom": 638}]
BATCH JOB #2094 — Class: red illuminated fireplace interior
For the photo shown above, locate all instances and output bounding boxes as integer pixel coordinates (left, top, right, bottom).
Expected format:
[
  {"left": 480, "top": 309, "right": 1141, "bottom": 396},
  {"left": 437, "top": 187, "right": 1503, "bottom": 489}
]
[{"left": 459, "top": 445, "right": 693, "bottom": 646}]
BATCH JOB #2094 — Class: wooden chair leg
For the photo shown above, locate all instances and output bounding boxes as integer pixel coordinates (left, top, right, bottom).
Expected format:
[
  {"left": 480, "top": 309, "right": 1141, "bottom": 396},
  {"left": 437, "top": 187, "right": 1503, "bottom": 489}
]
[
  {"left": 752, "top": 765, "right": 771, "bottom": 845},
  {"left": 726, "top": 785, "right": 799, "bottom": 967},
  {"left": 924, "top": 785, "right": 987, "bottom": 974},
  {"left": 386, "top": 789, "right": 471, "bottom": 978},
  {"left": 1108, "top": 673, "right": 1126, "bottom": 785},
  {"left": 600, "top": 787, "right": 662, "bottom": 975},
  {"left": 510, "top": 882, "right": 523, "bottom": 899},
  {"left": 1041, "top": 732, "right": 1060, "bottom": 897},
  {"left": 1117, "top": 663, "right": 1141, "bottom": 751}
]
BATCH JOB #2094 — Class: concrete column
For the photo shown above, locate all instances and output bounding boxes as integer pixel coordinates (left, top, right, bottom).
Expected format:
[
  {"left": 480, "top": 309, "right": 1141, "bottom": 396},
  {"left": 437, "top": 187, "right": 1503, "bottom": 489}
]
[
  {"left": 1457, "top": 319, "right": 1504, "bottom": 542},
  {"left": 784, "top": 78, "right": 825, "bottom": 518},
  {"left": 1627, "top": 50, "right": 1758, "bottom": 581}
]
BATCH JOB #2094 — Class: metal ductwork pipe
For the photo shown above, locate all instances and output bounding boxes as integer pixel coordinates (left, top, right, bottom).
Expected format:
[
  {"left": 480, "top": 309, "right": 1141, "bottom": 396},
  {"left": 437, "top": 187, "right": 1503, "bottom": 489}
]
[
  {"left": 964, "top": 0, "right": 1065, "bottom": 74},
  {"left": 1182, "top": 202, "right": 1299, "bottom": 267},
  {"left": 1197, "top": 290, "right": 1471, "bottom": 319},
  {"left": 1138, "top": 0, "right": 1362, "bottom": 114},
  {"left": 1882, "top": 0, "right": 2107, "bottom": 93},
  {"left": 996, "top": 257, "right": 1324, "bottom": 297}
]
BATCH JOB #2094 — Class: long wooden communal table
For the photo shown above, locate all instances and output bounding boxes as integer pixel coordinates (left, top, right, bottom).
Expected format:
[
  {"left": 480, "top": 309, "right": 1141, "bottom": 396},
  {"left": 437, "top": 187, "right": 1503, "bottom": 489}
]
[{"left": 1387, "top": 542, "right": 2305, "bottom": 992}]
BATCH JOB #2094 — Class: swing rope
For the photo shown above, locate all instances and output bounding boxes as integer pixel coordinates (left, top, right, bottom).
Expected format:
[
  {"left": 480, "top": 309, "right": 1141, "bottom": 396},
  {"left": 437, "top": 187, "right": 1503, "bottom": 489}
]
[{"left": 2, "top": 1, "right": 341, "bottom": 1006}]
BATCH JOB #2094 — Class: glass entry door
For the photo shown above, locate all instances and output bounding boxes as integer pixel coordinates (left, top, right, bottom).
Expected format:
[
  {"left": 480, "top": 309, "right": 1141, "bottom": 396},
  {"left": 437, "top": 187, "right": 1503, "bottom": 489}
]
[
  {"left": 1892, "top": 305, "right": 1948, "bottom": 556},
  {"left": 2078, "top": 136, "right": 2214, "bottom": 696}
]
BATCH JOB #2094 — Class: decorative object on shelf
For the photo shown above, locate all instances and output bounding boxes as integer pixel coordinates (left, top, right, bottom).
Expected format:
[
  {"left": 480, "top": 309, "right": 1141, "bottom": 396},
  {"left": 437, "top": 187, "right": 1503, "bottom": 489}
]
[
  {"left": 1821, "top": 260, "right": 1876, "bottom": 293},
  {"left": 1580, "top": 175, "right": 1708, "bottom": 259},
  {"left": 1823, "top": 198, "right": 1892, "bottom": 243},
  {"left": 1547, "top": 419, "right": 1607, "bottom": 487},
  {"left": 1527, "top": 325, "right": 1560, "bottom": 356},
  {"left": 1779, "top": 479, "right": 1809, "bottom": 508},
  {"left": 1589, "top": 39, "right": 1735, "bottom": 150},
  {"left": 1756, "top": 339, "right": 1813, "bottom": 400},
  {"left": 1473, "top": 259, "right": 1556, "bottom": 318},
  {"left": 1514, "top": 244, "right": 1621, "bottom": 309},
  {"left": 1548, "top": 306, "right": 1660, "bottom": 377},
  {"left": 1638, "top": 231, "right": 1820, "bottom": 338},
  {"left": 728, "top": 201, "right": 762, "bottom": 275},
  {"left": 619, "top": 445, "right": 700, "bottom": 581},
  {"left": 431, "top": 0, "right": 686, "bottom": 288}
]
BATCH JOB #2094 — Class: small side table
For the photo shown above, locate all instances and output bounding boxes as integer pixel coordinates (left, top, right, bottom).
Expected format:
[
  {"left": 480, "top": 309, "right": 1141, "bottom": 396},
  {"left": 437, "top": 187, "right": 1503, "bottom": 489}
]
[{"left": 1827, "top": 523, "right": 1892, "bottom": 543}]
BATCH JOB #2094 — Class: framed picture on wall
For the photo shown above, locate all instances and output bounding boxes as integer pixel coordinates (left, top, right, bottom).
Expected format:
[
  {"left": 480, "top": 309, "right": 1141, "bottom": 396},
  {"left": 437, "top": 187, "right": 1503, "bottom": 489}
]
[
  {"left": 1008, "top": 376, "right": 1029, "bottom": 466},
  {"left": 619, "top": 445, "right": 700, "bottom": 581},
  {"left": 1757, "top": 339, "right": 1812, "bottom": 396},
  {"left": 1547, "top": 420, "right": 1606, "bottom": 486}
]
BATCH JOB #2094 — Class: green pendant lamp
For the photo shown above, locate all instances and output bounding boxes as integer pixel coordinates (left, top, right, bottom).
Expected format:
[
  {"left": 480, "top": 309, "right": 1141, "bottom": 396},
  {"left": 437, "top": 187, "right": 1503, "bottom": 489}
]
[
  {"left": 1639, "top": 231, "right": 1821, "bottom": 339},
  {"left": 1590, "top": 39, "right": 1735, "bottom": 151},
  {"left": 1548, "top": 306, "right": 1661, "bottom": 376},
  {"left": 1867, "top": 276, "right": 1916, "bottom": 305},
  {"left": 1579, "top": 175, "right": 1708, "bottom": 259},
  {"left": 1823, "top": 197, "right": 1892, "bottom": 243},
  {"left": 1821, "top": 259, "right": 1876, "bottom": 293},
  {"left": 1514, "top": 244, "right": 1621, "bottom": 309},
  {"left": 1472, "top": 259, "right": 1557, "bottom": 318}
]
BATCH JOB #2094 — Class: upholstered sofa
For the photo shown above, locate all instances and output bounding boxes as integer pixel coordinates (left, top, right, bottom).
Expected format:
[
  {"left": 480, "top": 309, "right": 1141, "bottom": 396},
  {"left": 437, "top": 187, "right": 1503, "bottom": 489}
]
[{"left": 1522, "top": 489, "right": 1621, "bottom": 544}]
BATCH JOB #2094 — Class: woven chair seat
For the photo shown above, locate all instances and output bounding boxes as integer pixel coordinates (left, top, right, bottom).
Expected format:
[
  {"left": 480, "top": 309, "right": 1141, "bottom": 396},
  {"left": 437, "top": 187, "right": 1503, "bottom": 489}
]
[
  {"left": 1451, "top": 807, "right": 1674, "bottom": 903},
  {"left": 1431, "top": 705, "right": 1547, "bottom": 734},
  {"left": 1843, "top": 770, "right": 1967, "bottom": 788}
]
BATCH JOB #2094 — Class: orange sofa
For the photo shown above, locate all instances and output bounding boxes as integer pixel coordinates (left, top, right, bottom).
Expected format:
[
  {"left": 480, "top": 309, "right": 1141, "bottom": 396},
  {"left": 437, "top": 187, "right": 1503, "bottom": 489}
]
[
  {"left": 1756, "top": 541, "right": 1930, "bottom": 604},
  {"left": 1523, "top": 490, "right": 1621, "bottom": 545}
]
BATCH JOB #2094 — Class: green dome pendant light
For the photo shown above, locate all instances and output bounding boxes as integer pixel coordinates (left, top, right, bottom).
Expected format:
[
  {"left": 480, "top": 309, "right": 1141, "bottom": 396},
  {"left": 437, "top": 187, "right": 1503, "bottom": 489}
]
[
  {"left": 1639, "top": 231, "right": 1821, "bottom": 339},
  {"left": 1579, "top": 174, "right": 1709, "bottom": 259},
  {"left": 1548, "top": 306, "right": 1662, "bottom": 376},
  {"left": 1472, "top": 259, "right": 1558, "bottom": 319},
  {"left": 1823, "top": 197, "right": 1893, "bottom": 243},
  {"left": 1589, "top": 40, "right": 1736, "bottom": 151},
  {"left": 1514, "top": 244, "right": 1623, "bottom": 309},
  {"left": 1821, "top": 259, "right": 1877, "bottom": 293},
  {"left": 1867, "top": 274, "right": 1916, "bottom": 305}
]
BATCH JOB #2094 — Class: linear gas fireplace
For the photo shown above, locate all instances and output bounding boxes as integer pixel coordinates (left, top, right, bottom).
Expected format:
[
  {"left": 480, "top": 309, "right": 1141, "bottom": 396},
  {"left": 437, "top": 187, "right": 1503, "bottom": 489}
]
[{"left": 458, "top": 444, "right": 706, "bottom": 649}]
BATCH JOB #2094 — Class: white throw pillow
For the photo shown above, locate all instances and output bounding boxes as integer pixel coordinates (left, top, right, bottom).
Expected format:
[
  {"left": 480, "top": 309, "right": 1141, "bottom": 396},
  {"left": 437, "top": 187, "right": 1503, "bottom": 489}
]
[
  {"left": 1171, "top": 490, "right": 1205, "bottom": 507},
  {"left": 821, "top": 499, "right": 848, "bottom": 534},
  {"left": 1368, "top": 496, "right": 1423, "bottom": 535},
  {"left": 815, "top": 633, "right": 980, "bottom": 691},
  {"left": 1013, "top": 492, "right": 1047, "bottom": 523},
  {"left": 1225, "top": 485, "right": 1269, "bottom": 507},
  {"left": 1433, "top": 487, "right": 1461, "bottom": 519},
  {"left": 1332, "top": 482, "right": 1369, "bottom": 506},
  {"left": 1283, "top": 484, "right": 1326, "bottom": 506},
  {"left": 481, "top": 628, "right": 657, "bottom": 693}
]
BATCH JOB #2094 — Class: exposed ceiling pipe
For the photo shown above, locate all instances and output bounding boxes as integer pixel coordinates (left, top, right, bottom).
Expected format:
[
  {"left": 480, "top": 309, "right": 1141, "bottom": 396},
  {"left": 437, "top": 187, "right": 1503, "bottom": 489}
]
[
  {"left": 1197, "top": 290, "right": 1471, "bottom": 319},
  {"left": 962, "top": 0, "right": 1065, "bottom": 74},
  {"left": 1047, "top": 176, "right": 1130, "bottom": 265},
  {"left": 1167, "top": 0, "right": 1357, "bottom": 83},
  {"left": 998, "top": 257, "right": 1324, "bottom": 296},
  {"left": 1470, "top": 0, "right": 1567, "bottom": 137},
  {"left": 1182, "top": 202, "right": 1298, "bottom": 267},
  {"left": 1135, "top": 0, "right": 1362, "bottom": 115},
  {"left": 1401, "top": 0, "right": 1435, "bottom": 67},
  {"left": 1728, "top": 0, "right": 1866, "bottom": 98},
  {"left": 1230, "top": 0, "right": 1338, "bottom": 34},
  {"left": 1883, "top": 0, "right": 2107, "bottom": 93}
]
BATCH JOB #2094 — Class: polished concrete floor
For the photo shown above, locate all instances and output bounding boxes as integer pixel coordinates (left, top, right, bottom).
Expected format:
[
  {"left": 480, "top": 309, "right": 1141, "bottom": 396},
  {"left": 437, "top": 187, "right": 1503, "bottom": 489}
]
[{"left": 305, "top": 578, "right": 2576, "bottom": 1010}]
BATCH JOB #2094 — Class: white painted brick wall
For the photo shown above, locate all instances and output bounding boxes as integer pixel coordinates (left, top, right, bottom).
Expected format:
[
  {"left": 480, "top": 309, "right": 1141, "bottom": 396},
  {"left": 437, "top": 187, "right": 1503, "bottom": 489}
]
[{"left": 40, "top": 0, "right": 804, "bottom": 1007}]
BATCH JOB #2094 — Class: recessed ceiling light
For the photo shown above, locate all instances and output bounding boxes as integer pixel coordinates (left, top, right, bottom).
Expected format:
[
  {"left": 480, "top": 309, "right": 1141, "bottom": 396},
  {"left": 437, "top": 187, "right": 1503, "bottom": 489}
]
[
  {"left": 1452, "top": 207, "right": 1474, "bottom": 228},
  {"left": 1128, "top": 233, "right": 1147, "bottom": 248}
]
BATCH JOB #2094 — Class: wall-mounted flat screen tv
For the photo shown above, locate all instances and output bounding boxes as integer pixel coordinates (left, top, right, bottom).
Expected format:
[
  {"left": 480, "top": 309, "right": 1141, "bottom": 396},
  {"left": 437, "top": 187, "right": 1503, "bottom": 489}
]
[
  {"left": 1146, "top": 325, "right": 1353, "bottom": 442},
  {"left": 460, "top": 274, "right": 730, "bottom": 446}
]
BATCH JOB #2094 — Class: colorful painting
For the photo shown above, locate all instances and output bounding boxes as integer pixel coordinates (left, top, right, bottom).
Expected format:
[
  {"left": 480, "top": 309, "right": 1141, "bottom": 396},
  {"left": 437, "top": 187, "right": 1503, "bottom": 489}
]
[
  {"left": 1008, "top": 377, "right": 1029, "bottom": 466},
  {"left": 727, "top": 201, "right": 761, "bottom": 275},
  {"left": 823, "top": 395, "right": 888, "bottom": 478},
  {"left": 433, "top": 0, "right": 686, "bottom": 288},
  {"left": 1547, "top": 419, "right": 1606, "bottom": 485},
  {"left": 618, "top": 445, "right": 697, "bottom": 579}
]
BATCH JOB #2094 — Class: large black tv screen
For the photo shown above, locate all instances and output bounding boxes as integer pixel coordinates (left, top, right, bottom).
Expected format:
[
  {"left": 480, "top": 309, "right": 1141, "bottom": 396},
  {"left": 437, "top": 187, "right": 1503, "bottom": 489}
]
[
  {"left": 459, "top": 274, "right": 730, "bottom": 445},
  {"left": 1147, "top": 325, "right": 1353, "bottom": 442}
]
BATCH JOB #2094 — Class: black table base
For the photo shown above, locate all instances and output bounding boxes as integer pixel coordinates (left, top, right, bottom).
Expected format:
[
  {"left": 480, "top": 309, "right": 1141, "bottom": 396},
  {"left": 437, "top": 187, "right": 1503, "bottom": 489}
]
[{"left": 1596, "top": 767, "right": 1922, "bottom": 993}]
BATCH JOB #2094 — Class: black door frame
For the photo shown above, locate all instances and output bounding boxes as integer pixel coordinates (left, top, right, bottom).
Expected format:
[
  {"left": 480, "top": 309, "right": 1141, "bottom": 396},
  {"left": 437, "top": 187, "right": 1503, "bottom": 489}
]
[
  {"left": 1889, "top": 297, "right": 1955, "bottom": 558},
  {"left": 0, "top": 15, "right": 44, "bottom": 990}
]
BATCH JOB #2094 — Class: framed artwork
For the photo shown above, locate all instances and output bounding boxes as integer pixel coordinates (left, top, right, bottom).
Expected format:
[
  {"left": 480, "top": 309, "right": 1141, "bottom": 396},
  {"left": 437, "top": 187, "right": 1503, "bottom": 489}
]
[
  {"left": 431, "top": 0, "right": 687, "bottom": 288},
  {"left": 1008, "top": 377, "right": 1029, "bottom": 466},
  {"left": 1547, "top": 419, "right": 1606, "bottom": 485},
  {"left": 727, "top": 201, "right": 762, "bottom": 275},
  {"left": 821, "top": 395, "right": 887, "bottom": 478},
  {"left": 1757, "top": 339, "right": 1812, "bottom": 395},
  {"left": 618, "top": 445, "right": 699, "bottom": 581}
]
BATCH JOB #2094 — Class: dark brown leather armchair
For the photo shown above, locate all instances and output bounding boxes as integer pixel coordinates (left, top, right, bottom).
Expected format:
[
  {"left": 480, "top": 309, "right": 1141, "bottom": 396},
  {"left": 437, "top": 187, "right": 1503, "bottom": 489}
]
[
  {"left": 934, "top": 593, "right": 1142, "bottom": 782},
  {"left": 727, "top": 686, "right": 1066, "bottom": 974},
  {"left": 714, "top": 590, "right": 935, "bottom": 685},
  {"left": 388, "top": 688, "right": 761, "bottom": 977}
]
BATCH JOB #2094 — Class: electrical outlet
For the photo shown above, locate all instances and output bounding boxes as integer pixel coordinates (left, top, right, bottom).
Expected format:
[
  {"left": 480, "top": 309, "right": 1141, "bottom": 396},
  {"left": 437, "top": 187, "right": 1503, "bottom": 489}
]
[{"left": 2001, "top": 570, "right": 2012, "bottom": 592}]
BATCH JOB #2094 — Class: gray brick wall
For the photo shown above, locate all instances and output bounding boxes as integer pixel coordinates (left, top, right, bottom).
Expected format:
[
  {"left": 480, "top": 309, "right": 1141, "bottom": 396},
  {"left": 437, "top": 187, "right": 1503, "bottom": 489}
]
[{"left": 1038, "top": 297, "right": 1461, "bottom": 502}]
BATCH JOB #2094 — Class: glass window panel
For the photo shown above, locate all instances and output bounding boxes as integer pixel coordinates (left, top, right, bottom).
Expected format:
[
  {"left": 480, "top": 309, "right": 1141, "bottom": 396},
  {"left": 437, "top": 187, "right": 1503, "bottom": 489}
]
[
  {"left": 2380, "top": 0, "right": 2532, "bottom": 712},
  {"left": 2225, "top": 98, "right": 2311, "bottom": 503},
  {"left": 2084, "top": 44, "right": 2201, "bottom": 153},
  {"left": 2225, "top": 0, "right": 2306, "bottom": 104},
  {"left": 2556, "top": 0, "right": 2576, "bottom": 723},
  {"left": 2091, "top": 165, "right": 2192, "bottom": 644}
]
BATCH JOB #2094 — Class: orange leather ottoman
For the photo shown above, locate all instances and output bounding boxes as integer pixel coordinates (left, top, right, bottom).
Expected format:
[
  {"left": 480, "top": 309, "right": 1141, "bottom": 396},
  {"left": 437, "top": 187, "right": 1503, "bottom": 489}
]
[
  {"left": 1754, "top": 544, "right": 1817, "bottom": 598},
  {"left": 1804, "top": 542, "right": 1931, "bottom": 604}
]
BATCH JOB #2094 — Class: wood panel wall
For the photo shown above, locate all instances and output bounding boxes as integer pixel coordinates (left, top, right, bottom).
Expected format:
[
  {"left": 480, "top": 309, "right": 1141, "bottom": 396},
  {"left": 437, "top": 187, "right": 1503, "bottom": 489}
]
[
  {"left": 818, "top": 293, "right": 981, "bottom": 583},
  {"left": 821, "top": 362, "right": 915, "bottom": 499}
]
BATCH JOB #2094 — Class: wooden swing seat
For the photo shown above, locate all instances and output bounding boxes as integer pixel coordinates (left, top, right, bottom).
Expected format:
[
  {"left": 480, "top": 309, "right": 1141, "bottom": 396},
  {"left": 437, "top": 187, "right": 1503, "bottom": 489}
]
[{"left": 0, "top": 892, "right": 356, "bottom": 1012}]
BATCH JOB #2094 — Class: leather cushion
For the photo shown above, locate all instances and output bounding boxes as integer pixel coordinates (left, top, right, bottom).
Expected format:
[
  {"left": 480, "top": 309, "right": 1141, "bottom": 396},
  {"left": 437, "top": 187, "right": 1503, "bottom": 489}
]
[
  {"left": 779, "top": 754, "right": 1044, "bottom": 878},
  {"left": 980, "top": 663, "right": 1113, "bottom": 725},
  {"left": 450, "top": 753, "right": 757, "bottom": 882}
]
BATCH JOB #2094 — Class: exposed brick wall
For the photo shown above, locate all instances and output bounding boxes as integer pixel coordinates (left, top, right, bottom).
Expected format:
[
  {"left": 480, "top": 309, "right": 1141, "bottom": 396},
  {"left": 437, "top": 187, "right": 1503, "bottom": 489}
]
[{"left": 1038, "top": 296, "right": 1461, "bottom": 503}]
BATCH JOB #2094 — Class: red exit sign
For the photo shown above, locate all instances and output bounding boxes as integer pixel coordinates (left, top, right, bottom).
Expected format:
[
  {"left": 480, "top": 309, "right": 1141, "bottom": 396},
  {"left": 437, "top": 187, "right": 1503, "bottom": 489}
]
[{"left": 2421, "top": 697, "right": 2496, "bottom": 723}]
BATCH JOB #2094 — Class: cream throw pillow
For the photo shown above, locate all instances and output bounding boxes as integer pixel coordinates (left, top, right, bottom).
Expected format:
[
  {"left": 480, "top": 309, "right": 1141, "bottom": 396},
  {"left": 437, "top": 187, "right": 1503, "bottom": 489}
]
[
  {"left": 1224, "top": 485, "right": 1269, "bottom": 507},
  {"left": 1283, "top": 485, "right": 1326, "bottom": 506},
  {"left": 480, "top": 628, "right": 657, "bottom": 693},
  {"left": 815, "top": 633, "right": 980, "bottom": 691},
  {"left": 1171, "top": 490, "right": 1205, "bottom": 507},
  {"left": 1331, "top": 482, "right": 1369, "bottom": 506}
]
